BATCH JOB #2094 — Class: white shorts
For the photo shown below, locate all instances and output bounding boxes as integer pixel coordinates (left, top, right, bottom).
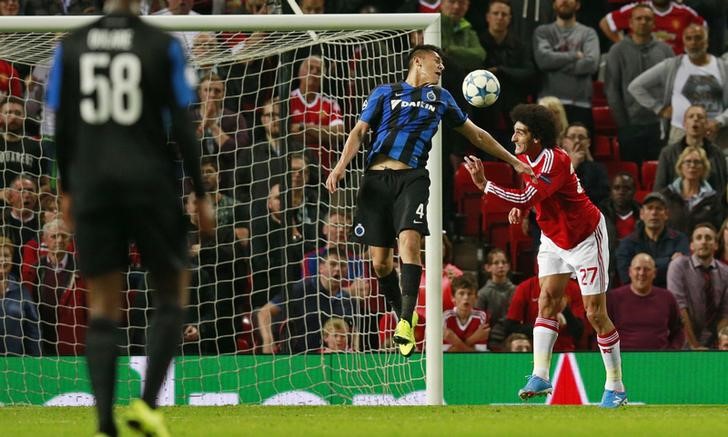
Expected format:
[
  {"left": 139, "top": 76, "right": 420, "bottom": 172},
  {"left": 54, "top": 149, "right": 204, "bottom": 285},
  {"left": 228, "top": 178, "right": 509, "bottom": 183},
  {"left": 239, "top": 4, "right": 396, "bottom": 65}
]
[{"left": 537, "top": 214, "right": 610, "bottom": 295}]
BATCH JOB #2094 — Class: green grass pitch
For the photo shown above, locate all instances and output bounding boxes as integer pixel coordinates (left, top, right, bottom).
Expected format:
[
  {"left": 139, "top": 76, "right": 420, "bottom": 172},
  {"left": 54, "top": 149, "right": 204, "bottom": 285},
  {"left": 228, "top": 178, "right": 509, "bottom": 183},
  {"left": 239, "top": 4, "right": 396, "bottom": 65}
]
[{"left": 1, "top": 405, "right": 727, "bottom": 436}]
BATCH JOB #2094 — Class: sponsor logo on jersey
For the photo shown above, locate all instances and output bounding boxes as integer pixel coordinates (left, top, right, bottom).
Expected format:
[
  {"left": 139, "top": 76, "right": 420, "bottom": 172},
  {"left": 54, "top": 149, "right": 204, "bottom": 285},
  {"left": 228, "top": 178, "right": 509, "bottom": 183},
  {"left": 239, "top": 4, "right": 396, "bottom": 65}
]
[
  {"left": 354, "top": 223, "right": 365, "bottom": 237},
  {"left": 390, "top": 99, "right": 436, "bottom": 112}
]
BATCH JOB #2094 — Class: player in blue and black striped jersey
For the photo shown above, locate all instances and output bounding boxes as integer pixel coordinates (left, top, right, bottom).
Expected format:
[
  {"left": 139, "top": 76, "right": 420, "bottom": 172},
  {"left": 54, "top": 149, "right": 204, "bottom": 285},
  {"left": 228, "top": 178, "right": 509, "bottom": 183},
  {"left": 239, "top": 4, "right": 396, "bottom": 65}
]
[
  {"left": 326, "top": 44, "right": 533, "bottom": 357},
  {"left": 45, "top": 0, "right": 213, "bottom": 435}
]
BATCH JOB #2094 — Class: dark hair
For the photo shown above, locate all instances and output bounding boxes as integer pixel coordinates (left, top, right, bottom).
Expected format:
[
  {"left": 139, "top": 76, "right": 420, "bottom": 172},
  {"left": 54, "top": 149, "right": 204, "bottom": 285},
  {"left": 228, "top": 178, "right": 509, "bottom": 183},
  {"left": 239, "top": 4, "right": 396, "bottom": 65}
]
[
  {"left": 1, "top": 95, "right": 25, "bottom": 112},
  {"left": 200, "top": 156, "right": 219, "bottom": 170},
  {"left": 407, "top": 44, "right": 444, "bottom": 69},
  {"left": 510, "top": 104, "right": 557, "bottom": 148},
  {"left": 504, "top": 333, "right": 531, "bottom": 351},
  {"left": 692, "top": 222, "right": 718, "bottom": 237},
  {"left": 566, "top": 121, "right": 590, "bottom": 139},
  {"left": 451, "top": 273, "right": 477, "bottom": 293},
  {"left": 488, "top": 0, "right": 512, "bottom": 12}
]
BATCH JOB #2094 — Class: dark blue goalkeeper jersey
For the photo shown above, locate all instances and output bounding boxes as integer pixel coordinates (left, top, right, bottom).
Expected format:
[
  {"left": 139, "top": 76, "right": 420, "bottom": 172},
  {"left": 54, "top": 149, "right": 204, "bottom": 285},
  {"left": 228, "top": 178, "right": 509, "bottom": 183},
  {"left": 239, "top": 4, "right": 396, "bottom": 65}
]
[{"left": 359, "top": 81, "right": 467, "bottom": 169}]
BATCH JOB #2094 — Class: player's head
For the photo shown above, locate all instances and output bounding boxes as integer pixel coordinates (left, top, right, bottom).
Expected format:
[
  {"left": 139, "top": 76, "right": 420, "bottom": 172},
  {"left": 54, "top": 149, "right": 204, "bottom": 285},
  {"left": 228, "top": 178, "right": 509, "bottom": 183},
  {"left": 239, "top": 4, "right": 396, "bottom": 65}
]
[
  {"left": 628, "top": 253, "right": 656, "bottom": 295},
  {"left": 629, "top": 3, "right": 655, "bottom": 37},
  {"left": 484, "top": 248, "right": 510, "bottom": 282},
  {"left": 407, "top": 44, "right": 444, "bottom": 85},
  {"left": 486, "top": 0, "right": 512, "bottom": 34},
  {"left": 718, "top": 326, "right": 728, "bottom": 350},
  {"left": 322, "top": 317, "right": 349, "bottom": 351},
  {"left": 683, "top": 23, "right": 708, "bottom": 61},
  {"left": 510, "top": 104, "right": 558, "bottom": 154},
  {"left": 683, "top": 105, "right": 708, "bottom": 138},
  {"left": 690, "top": 223, "right": 718, "bottom": 262},
  {"left": 450, "top": 273, "right": 477, "bottom": 313},
  {"left": 0, "top": 236, "right": 14, "bottom": 276},
  {"left": 609, "top": 172, "right": 636, "bottom": 209},
  {"left": 42, "top": 218, "right": 71, "bottom": 257},
  {"left": 504, "top": 333, "right": 532, "bottom": 352},
  {"left": 0, "top": 95, "right": 25, "bottom": 135}
]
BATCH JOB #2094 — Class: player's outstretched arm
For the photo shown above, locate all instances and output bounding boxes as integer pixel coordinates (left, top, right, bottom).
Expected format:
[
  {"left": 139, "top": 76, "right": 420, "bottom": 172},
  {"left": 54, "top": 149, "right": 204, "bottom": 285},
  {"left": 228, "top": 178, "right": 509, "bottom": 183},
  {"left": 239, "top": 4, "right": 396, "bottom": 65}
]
[
  {"left": 455, "top": 120, "right": 534, "bottom": 179},
  {"left": 325, "top": 120, "right": 369, "bottom": 193}
]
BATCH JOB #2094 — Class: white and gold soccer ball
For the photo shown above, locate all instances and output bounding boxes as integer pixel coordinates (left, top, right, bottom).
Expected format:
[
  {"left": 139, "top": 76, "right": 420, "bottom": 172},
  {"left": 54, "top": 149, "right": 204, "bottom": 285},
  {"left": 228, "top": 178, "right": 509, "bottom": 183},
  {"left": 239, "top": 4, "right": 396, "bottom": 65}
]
[{"left": 462, "top": 69, "right": 500, "bottom": 108}]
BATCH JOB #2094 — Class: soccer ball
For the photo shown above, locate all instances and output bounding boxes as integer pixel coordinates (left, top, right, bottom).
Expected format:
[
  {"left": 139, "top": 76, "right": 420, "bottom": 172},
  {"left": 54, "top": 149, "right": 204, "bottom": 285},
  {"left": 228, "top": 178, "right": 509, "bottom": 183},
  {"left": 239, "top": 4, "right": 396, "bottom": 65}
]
[{"left": 462, "top": 69, "right": 500, "bottom": 108}]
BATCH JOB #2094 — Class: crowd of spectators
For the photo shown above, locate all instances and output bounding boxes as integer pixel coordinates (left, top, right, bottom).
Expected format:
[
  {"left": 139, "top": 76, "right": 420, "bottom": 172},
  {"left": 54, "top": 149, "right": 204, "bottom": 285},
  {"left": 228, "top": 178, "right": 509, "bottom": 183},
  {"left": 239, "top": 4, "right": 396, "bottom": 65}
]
[{"left": 2, "top": 0, "right": 728, "bottom": 356}]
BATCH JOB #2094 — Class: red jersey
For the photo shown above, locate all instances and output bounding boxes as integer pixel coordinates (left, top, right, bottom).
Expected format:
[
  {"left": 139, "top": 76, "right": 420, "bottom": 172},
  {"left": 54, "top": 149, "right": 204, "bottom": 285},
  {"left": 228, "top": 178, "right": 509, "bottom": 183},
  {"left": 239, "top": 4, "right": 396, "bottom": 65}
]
[
  {"left": 484, "top": 147, "right": 601, "bottom": 250},
  {"left": 442, "top": 309, "right": 488, "bottom": 351},
  {"left": 605, "top": 1, "right": 704, "bottom": 54},
  {"left": 506, "top": 277, "right": 588, "bottom": 351},
  {"left": 418, "top": 0, "right": 440, "bottom": 13},
  {"left": 616, "top": 211, "right": 636, "bottom": 239},
  {"left": 289, "top": 88, "right": 344, "bottom": 129}
]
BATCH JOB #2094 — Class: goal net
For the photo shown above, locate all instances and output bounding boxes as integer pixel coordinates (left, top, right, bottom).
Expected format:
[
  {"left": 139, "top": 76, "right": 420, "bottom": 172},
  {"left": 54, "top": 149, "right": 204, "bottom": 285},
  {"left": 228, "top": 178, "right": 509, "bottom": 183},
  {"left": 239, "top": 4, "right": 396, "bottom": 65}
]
[{"left": 0, "top": 13, "right": 443, "bottom": 406}]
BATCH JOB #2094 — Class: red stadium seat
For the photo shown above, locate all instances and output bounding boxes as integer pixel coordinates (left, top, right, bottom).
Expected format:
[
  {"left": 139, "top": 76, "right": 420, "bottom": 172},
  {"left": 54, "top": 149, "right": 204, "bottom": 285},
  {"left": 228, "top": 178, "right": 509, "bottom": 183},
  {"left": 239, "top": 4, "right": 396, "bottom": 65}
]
[
  {"left": 635, "top": 190, "right": 649, "bottom": 204},
  {"left": 604, "top": 161, "right": 639, "bottom": 184},
  {"left": 592, "top": 106, "right": 617, "bottom": 136},
  {"left": 641, "top": 160, "right": 659, "bottom": 192},
  {"left": 454, "top": 162, "right": 484, "bottom": 236},
  {"left": 482, "top": 161, "right": 516, "bottom": 187},
  {"left": 481, "top": 198, "right": 511, "bottom": 249},
  {"left": 592, "top": 135, "right": 615, "bottom": 161},
  {"left": 592, "top": 80, "right": 607, "bottom": 107},
  {"left": 509, "top": 222, "right": 534, "bottom": 277}
]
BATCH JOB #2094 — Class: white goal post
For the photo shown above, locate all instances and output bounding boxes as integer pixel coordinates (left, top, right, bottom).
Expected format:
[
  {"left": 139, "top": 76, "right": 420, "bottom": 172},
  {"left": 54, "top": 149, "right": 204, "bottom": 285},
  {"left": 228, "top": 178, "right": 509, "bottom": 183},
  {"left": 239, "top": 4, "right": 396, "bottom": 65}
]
[{"left": 0, "top": 12, "right": 444, "bottom": 406}]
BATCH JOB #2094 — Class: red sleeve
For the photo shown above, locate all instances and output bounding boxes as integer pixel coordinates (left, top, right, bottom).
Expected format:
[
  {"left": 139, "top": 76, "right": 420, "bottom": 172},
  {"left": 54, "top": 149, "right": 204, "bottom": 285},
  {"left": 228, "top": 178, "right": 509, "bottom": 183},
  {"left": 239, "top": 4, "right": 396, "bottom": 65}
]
[
  {"left": 606, "top": 5, "right": 631, "bottom": 31},
  {"left": 484, "top": 157, "right": 568, "bottom": 210}
]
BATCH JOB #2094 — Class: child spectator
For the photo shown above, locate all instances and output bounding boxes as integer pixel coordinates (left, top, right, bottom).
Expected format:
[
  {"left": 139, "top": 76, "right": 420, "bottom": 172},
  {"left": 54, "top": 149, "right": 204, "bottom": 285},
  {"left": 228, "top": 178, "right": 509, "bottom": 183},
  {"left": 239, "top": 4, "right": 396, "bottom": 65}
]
[
  {"left": 321, "top": 317, "right": 352, "bottom": 353},
  {"left": 476, "top": 248, "right": 515, "bottom": 351},
  {"left": 443, "top": 273, "right": 490, "bottom": 352},
  {"left": 504, "top": 333, "right": 532, "bottom": 352}
]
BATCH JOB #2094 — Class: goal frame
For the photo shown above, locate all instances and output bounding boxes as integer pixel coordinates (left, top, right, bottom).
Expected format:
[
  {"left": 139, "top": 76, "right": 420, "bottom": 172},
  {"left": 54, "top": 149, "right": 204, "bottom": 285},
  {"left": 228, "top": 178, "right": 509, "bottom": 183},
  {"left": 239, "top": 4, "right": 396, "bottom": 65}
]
[{"left": 0, "top": 12, "right": 444, "bottom": 405}]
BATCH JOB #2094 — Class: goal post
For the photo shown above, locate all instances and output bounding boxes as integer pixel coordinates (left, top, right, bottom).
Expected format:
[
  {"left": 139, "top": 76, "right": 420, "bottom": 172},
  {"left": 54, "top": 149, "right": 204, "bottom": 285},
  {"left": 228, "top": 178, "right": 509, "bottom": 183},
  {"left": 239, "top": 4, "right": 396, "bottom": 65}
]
[{"left": 0, "top": 13, "right": 443, "bottom": 406}]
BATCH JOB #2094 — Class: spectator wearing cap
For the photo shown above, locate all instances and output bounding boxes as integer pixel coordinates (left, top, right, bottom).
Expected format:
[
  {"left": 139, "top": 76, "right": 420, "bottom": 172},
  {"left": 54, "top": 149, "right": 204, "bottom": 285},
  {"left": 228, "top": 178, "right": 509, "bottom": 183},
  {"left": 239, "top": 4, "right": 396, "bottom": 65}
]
[{"left": 616, "top": 192, "right": 690, "bottom": 287}]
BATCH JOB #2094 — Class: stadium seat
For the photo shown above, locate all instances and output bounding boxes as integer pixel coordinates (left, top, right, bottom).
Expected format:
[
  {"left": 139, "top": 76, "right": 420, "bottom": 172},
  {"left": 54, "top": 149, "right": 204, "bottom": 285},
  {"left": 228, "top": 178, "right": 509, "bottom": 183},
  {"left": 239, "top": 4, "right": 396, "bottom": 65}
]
[
  {"left": 481, "top": 198, "right": 511, "bottom": 249},
  {"left": 635, "top": 190, "right": 650, "bottom": 203},
  {"left": 592, "top": 80, "right": 607, "bottom": 106},
  {"left": 508, "top": 222, "right": 534, "bottom": 277},
  {"left": 454, "top": 163, "right": 484, "bottom": 236},
  {"left": 592, "top": 135, "right": 615, "bottom": 161},
  {"left": 592, "top": 106, "right": 617, "bottom": 136},
  {"left": 482, "top": 161, "right": 516, "bottom": 187},
  {"left": 604, "top": 161, "right": 639, "bottom": 184},
  {"left": 641, "top": 160, "right": 659, "bottom": 192}
]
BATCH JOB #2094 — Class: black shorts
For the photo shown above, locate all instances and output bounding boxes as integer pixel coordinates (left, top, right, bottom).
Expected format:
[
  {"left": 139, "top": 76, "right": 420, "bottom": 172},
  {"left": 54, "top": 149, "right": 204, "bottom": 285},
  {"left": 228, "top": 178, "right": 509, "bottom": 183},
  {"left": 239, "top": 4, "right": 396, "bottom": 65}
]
[
  {"left": 352, "top": 168, "right": 430, "bottom": 248},
  {"left": 73, "top": 199, "right": 188, "bottom": 278}
]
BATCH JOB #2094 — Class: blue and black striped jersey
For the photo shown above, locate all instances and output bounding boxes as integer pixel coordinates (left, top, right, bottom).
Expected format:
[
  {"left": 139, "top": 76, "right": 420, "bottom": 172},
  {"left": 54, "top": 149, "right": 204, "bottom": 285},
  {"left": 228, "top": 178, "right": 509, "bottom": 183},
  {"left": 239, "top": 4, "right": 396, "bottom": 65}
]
[{"left": 360, "top": 81, "right": 467, "bottom": 168}]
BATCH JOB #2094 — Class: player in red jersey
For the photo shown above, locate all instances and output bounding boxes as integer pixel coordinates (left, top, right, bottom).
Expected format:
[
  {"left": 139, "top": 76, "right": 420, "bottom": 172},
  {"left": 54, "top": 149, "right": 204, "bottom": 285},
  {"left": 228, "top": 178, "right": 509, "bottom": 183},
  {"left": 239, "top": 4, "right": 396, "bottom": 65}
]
[{"left": 464, "top": 104, "right": 627, "bottom": 408}]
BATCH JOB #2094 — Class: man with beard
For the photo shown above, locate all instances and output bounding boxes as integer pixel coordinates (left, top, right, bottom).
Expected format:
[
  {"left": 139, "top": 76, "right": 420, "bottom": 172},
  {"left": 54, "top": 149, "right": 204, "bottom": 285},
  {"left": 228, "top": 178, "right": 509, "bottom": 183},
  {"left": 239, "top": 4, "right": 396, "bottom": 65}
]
[
  {"left": 600, "top": 0, "right": 704, "bottom": 55},
  {"left": 629, "top": 24, "right": 728, "bottom": 148},
  {"left": 533, "top": 0, "right": 600, "bottom": 132}
]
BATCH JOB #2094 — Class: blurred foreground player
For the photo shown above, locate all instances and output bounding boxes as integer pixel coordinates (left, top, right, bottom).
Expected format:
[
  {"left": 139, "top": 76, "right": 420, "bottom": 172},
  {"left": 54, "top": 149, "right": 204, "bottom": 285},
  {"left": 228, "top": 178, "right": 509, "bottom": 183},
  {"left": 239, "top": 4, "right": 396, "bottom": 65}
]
[
  {"left": 464, "top": 104, "right": 627, "bottom": 407},
  {"left": 46, "top": 0, "right": 213, "bottom": 435}
]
